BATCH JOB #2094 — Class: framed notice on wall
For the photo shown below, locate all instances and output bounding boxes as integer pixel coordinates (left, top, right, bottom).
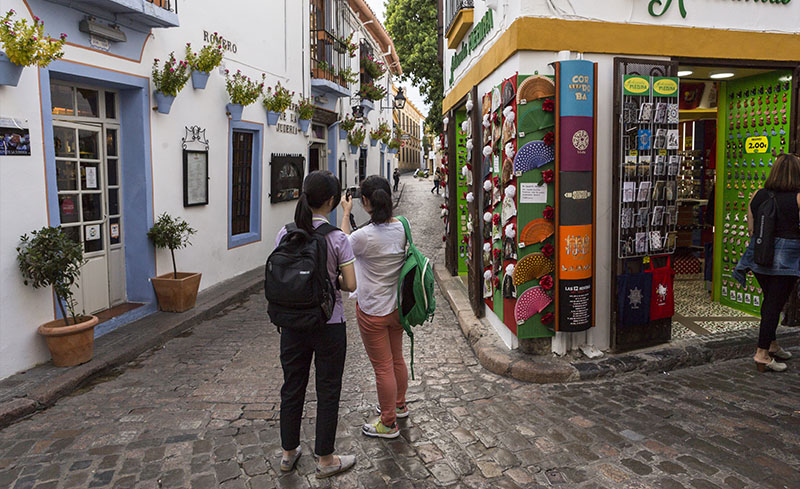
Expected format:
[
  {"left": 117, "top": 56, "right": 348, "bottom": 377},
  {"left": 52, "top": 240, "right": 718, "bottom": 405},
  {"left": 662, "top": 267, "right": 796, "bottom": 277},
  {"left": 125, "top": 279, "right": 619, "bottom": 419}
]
[
  {"left": 270, "top": 153, "right": 304, "bottom": 203},
  {"left": 183, "top": 149, "right": 209, "bottom": 206}
]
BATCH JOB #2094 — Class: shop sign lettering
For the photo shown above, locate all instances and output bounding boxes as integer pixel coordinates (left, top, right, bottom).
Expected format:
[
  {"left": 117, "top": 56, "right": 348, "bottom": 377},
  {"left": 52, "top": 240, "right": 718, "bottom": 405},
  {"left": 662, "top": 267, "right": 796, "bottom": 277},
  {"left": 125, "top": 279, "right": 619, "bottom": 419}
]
[
  {"left": 623, "top": 76, "right": 650, "bottom": 96},
  {"left": 653, "top": 77, "right": 679, "bottom": 97},
  {"left": 568, "top": 74, "right": 592, "bottom": 101},
  {"left": 648, "top": 0, "right": 791, "bottom": 19},
  {"left": 449, "top": 9, "right": 494, "bottom": 86}
]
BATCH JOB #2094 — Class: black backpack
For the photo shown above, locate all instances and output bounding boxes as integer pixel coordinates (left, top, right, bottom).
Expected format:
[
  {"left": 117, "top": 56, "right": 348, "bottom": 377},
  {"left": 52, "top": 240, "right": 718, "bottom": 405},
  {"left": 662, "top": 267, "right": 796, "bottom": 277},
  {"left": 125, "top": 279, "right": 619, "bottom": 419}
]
[
  {"left": 753, "top": 191, "right": 777, "bottom": 267},
  {"left": 265, "top": 223, "right": 337, "bottom": 332}
]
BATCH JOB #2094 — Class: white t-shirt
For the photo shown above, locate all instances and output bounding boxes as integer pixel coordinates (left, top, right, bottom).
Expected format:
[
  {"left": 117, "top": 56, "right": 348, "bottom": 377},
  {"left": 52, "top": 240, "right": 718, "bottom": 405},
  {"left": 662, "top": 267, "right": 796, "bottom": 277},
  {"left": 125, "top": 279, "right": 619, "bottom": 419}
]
[{"left": 348, "top": 220, "right": 407, "bottom": 317}]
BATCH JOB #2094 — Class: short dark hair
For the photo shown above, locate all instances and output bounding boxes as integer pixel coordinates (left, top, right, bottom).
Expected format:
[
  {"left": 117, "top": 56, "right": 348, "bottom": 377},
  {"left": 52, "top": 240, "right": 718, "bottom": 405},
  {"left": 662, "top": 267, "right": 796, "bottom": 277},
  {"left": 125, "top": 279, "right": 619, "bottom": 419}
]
[
  {"left": 764, "top": 154, "right": 800, "bottom": 192},
  {"left": 360, "top": 175, "right": 393, "bottom": 224}
]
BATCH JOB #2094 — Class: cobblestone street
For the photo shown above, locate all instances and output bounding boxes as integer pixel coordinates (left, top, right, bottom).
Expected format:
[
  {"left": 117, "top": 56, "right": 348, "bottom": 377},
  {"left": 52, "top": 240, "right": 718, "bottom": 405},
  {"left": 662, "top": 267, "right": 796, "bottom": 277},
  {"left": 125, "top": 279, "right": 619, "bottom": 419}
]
[{"left": 1, "top": 176, "right": 799, "bottom": 489}]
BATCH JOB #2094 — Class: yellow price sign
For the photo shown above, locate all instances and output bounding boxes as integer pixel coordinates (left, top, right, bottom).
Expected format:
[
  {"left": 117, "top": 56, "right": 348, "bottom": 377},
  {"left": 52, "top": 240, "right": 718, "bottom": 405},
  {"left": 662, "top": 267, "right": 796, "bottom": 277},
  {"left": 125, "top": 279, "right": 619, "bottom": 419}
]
[{"left": 745, "top": 136, "right": 769, "bottom": 154}]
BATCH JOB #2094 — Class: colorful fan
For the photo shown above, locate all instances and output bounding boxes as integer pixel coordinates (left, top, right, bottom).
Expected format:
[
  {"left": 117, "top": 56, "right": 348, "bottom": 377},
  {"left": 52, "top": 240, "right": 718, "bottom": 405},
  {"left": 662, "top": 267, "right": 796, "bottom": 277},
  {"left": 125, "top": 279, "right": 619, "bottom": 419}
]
[
  {"left": 513, "top": 253, "right": 554, "bottom": 286},
  {"left": 517, "top": 75, "right": 555, "bottom": 103},
  {"left": 502, "top": 157, "right": 514, "bottom": 185},
  {"left": 518, "top": 104, "right": 555, "bottom": 135},
  {"left": 491, "top": 87, "right": 501, "bottom": 113},
  {"left": 502, "top": 117, "right": 516, "bottom": 144},
  {"left": 514, "top": 287, "right": 552, "bottom": 325},
  {"left": 514, "top": 141, "right": 555, "bottom": 174},
  {"left": 519, "top": 219, "right": 555, "bottom": 247},
  {"left": 502, "top": 80, "right": 515, "bottom": 107}
]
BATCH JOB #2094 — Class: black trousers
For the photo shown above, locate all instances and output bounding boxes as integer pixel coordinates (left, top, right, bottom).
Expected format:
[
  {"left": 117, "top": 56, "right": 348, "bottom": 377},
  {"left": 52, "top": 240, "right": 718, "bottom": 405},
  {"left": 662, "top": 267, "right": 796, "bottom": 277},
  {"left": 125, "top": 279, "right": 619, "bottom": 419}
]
[
  {"left": 279, "top": 322, "right": 346, "bottom": 456},
  {"left": 754, "top": 273, "right": 797, "bottom": 350}
]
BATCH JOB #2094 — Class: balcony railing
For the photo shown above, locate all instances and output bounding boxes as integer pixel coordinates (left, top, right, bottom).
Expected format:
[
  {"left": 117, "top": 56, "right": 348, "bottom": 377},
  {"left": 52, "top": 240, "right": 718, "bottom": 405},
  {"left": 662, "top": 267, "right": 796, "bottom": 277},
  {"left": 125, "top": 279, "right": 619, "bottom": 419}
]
[
  {"left": 147, "top": 0, "right": 177, "bottom": 13},
  {"left": 445, "top": 0, "right": 473, "bottom": 35},
  {"left": 310, "top": 28, "right": 351, "bottom": 88}
]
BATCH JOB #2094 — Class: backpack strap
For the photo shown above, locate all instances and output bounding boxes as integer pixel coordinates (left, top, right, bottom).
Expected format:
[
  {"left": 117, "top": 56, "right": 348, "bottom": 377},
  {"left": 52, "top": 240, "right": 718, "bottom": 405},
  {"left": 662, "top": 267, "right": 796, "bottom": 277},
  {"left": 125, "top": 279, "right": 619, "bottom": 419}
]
[
  {"left": 396, "top": 216, "right": 413, "bottom": 246},
  {"left": 314, "top": 222, "right": 338, "bottom": 236}
]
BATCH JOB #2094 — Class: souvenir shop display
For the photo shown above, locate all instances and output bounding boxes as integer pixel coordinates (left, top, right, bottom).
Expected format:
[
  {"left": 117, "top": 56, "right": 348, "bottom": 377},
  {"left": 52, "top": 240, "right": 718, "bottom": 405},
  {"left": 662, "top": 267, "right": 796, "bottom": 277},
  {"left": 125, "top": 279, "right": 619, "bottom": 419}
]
[
  {"left": 455, "top": 108, "right": 471, "bottom": 274},
  {"left": 717, "top": 71, "right": 793, "bottom": 315}
]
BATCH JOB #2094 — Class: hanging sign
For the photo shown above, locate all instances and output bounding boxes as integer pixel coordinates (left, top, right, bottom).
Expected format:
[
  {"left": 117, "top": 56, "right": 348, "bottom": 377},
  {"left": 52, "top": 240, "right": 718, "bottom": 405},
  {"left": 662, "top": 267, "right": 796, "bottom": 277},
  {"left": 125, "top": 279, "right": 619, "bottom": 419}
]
[
  {"left": 623, "top": 76, "right": 650, "bottom": 96},
  {"left": 653, "top": 77, "right": 679, "bottom": 97},
  {"left": 745, "top": 136, "right": 769, "bottom": 154}
]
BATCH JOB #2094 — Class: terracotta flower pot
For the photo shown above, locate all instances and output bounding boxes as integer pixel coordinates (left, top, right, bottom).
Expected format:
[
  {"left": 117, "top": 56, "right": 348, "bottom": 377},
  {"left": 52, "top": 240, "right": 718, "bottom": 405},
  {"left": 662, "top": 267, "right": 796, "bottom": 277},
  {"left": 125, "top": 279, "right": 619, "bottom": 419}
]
[
  {"left": 38, "top": 315, "right": 98, "bottom": 367},
  {"left": 151, "top": 272, "right": 202, "bottom": 312}
]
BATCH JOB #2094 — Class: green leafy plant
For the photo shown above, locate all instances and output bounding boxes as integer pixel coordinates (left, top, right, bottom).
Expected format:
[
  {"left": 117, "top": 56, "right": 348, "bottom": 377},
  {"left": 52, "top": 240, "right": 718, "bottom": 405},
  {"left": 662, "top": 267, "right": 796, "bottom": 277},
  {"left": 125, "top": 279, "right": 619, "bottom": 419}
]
[
  {"left": 370, "top": 121, "right": 390, "bottom": 141},
  {"left": 152, "top": 52, "right": 190, "bottom": 97},
  {"left": 358, "top": 81, "right": 387, "bottom": 102},
  {"left": 1, "top": 9, "right": 66, "bottom": 67},
  {"left": 225, "top": 70, "right": 264, "bottom": 106},
  {"left": 347, "top": 125, "right": 366, "bottom": 147},
  {"left": 298, "top": 97, "right": 314, "bottom": 120},
  {"left": 17, "top": 226, "right": 84, "bottom": 325},
  {"left": 184, "top": 41, "right": 223, "bottom": 73},
  {"left": 262, "top": 81, "right": 294, "bottom": 113},
  {"left": 147, "top": 213, "right": 197, "bottom": 279},
  {"left": 338, "top": 67, "right": 358, "bottom": 85},
  {"left": 343, "top": 33, "right": 357, "bottom": 58},
  {"left": 388, "top": 136, "right": 402, "bottom": 151},
  {"left": 340, "top": 114, "right": 356, "bottom": 132},
  {"left": 317, "top": 60, "right": 334, "bottom": 74},
  {"left": 360, "top": 54, "right": 385, "bottom": 79}
]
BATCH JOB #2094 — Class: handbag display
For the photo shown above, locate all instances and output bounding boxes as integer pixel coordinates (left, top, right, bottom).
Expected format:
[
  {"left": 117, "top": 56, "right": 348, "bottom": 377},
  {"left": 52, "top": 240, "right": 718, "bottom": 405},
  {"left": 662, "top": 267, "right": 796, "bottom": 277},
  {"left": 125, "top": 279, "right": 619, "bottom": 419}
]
[
  {"left": 645, "top": 256, "right": 675, "bottom": 320},
  {"left": 617, "top": 262, "right": 652, "bottom": 327}
]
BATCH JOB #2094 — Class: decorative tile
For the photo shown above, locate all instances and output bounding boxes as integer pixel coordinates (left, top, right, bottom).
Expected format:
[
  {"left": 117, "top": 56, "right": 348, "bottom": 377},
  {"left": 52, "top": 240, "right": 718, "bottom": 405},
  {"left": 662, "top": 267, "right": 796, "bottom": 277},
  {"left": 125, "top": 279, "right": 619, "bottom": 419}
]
[
  {"left": 671, "top": 321, "right": 697, "bottom": 339},
  {"left": 674, "top": 280, "right": 753, "bottom": 318},
  {"left": 694, "top": 320, "right": 759, "bottom": 335}
]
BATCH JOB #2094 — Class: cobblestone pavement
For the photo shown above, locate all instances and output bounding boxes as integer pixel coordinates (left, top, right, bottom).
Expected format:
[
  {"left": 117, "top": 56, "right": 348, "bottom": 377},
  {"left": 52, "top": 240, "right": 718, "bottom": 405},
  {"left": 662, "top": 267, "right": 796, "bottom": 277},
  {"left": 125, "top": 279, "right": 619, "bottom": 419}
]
[{"left": 1, "top": 175, "right": 799, "bottom": 489}]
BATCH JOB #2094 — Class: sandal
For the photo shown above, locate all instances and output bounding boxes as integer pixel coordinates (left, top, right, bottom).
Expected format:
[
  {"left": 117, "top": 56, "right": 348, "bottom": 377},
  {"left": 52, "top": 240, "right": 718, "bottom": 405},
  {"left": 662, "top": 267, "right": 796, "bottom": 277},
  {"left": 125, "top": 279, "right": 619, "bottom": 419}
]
[
  {"left": 280, "top": 446, "right": 302, "bottom": 472},
  {"left": 315, "top": 454, "right": 356, "bottom": 479},
  {"left": 769, "top": 347, "right": 792, "bottom": 360}
]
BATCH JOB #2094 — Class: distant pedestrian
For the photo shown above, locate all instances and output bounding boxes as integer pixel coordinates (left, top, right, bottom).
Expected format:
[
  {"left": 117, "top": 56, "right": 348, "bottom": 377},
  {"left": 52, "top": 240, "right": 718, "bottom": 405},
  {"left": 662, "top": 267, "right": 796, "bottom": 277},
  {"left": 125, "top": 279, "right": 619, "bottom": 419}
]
[
  {"left": 393, "top": 168, "right": 400, "bottom": 192},
  {"left": 734, "top": 153, "right": 800, "bottom": 373},
  {"left": 272, "top": 171, "right": 357, "bottom": 478},
  {"left": 431, "top": 170, "right": 441, "bottom": 194},
  {"left": 341, "top": 175, "right": 409, "bottom": 439}
]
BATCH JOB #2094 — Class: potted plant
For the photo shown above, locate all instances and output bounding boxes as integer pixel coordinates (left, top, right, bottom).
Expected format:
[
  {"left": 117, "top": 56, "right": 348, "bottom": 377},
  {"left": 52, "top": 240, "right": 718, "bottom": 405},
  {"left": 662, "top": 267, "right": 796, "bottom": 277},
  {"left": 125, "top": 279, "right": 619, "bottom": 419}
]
[
  {"left": 380, "top": 129, "right": 391, "bottom": 152},
  {"left": 225, "top": 70, "right": 264, "bottom": 121},
  {"left": 297, "top": 97, "right": 314, "bottom": 132},
  {"left": 339, "top": 114, "right": 356, "bottom": 140},
  {"left": 17, "top": 226, "right": 96, "bottom": 367},
  {"left": 344, "top": 33, "right": 358, "bottom": 58},
  {"left": 370, "top": 123, "right": 388, "bottom": 147},
  {"left": 347, "top": 125, "right": 365, "bottom": 155},
  {"left": 0, "top": 9, "right": 66, "bottom": 86},
  {"left": 360, "top": 53, "right": 386, "bottom": 80},
  {"left": 152, "top": 52, "right": 190, "bottom": 114},
  {"left": 185, "top": 40, "right": 223, "bottom": 89},
  {"left": 262, "top": 81, "right": 293, "bottom": 126},
  {"left": 338, "top": 67, "right": 358, "bottom": 86},
  {"left": 388, "top": 131, "right": 403, "bottom": 154},
  {"left": 147, "top": 213, "right": 201, "bottom": 313}
]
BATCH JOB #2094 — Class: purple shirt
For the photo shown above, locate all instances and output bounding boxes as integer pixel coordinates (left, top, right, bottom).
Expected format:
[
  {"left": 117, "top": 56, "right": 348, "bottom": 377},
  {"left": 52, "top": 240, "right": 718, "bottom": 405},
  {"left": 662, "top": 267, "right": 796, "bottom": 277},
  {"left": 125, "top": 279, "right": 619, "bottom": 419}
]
[{"left": 275, "top": 215, "right": 355, "bottom": 324}]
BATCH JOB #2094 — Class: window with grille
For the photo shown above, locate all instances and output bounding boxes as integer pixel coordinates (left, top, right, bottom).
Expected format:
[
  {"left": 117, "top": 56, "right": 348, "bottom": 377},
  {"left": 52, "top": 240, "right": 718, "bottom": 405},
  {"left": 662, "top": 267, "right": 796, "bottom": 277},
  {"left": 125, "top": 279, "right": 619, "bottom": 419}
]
[{"left": 231, "top": 131, "right": 254, "bottom": 235}]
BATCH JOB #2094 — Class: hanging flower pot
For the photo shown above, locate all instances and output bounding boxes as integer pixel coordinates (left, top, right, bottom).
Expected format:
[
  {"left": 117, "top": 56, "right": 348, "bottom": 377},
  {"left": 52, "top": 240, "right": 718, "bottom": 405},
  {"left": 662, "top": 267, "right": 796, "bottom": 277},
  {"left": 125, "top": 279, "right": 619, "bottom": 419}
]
[
  {"left": 381, "top": 142, "right": 387, "bottom": 152},
  {"left": 298, "top": 119, "right": 311, "bottom": 132},
  {"left": 339, "top": 128, "right": 348, "bottom": 140},
  {"left": 191, "top": 70, "right": 210, "bottom": 89},
  {"left": 226, "top": 103, "right": 244, "bottom": 121},
  {"left": 0, "top": 51, "right": 24, "bottom": 87},
  {"left": 349, "top": 144, "right": 358, "bottom": 155},
  {"left": 154, "top": 91, "right": 176, "bottom": 114},
  {"left": 297, "top": 97, "right": 314, "bottom": 133},
  {"left": 266, "top": 110, "right": 281, "bottom": 126},
  {"left": 370, "top": 137, "right": 378, "bottom": 147}
]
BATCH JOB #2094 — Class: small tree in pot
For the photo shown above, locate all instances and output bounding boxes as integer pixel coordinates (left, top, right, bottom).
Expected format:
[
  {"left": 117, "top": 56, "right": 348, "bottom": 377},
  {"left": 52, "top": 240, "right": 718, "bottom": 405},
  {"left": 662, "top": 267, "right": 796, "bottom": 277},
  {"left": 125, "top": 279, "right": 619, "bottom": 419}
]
[
  {"left": 17, "top": 226, "right": 97, "bottom": 366},
  {"left": 147, "top": 213, "right": 202, "bottom": 312}
]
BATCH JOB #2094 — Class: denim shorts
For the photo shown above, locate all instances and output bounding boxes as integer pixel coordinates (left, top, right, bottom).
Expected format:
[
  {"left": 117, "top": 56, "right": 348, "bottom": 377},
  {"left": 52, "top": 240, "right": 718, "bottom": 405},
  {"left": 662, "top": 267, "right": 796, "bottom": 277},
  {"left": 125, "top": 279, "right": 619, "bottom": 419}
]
[{"left": 733, "top": 237, "right": 800, "bottom": 286}]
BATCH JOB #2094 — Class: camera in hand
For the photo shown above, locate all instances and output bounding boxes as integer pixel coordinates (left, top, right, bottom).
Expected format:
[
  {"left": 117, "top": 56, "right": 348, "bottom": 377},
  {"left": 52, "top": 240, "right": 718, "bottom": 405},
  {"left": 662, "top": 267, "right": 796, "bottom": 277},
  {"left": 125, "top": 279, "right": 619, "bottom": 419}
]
[{"left": 346, "top": 186, "right": 361, "bottom": 199}]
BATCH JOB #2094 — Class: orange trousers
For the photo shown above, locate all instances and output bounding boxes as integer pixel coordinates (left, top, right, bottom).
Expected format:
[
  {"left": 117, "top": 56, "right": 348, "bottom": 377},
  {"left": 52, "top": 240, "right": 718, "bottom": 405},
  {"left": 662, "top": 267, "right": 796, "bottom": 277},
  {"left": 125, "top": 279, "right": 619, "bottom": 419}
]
[{"left": 356, "top": 304, "right": 408, "bottom": 426}]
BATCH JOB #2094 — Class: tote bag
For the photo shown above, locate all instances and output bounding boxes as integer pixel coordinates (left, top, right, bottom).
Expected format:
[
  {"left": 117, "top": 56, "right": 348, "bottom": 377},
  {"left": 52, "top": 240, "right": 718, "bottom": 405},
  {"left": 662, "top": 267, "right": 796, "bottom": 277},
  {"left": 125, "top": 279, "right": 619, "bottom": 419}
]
[
  {"left": 646, "top": 256, "right": 675, "bottom": 320},
  {"left": 617, "top": 264, "right": 652, "bottom": 327}
]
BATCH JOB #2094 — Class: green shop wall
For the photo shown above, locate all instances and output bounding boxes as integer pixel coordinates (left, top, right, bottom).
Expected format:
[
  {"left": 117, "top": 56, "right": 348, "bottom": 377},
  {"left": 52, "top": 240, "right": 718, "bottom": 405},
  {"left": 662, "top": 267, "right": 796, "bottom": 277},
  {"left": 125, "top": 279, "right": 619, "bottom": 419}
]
[{"left": 455, "top": 108, "right": 470, "bottom": 275}]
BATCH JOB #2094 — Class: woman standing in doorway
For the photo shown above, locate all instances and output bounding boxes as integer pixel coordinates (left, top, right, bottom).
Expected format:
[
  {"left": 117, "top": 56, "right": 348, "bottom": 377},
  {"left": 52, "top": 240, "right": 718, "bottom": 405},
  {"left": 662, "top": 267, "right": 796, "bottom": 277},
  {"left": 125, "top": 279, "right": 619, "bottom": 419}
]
[
  {"left": 734, "top": 153, "right": 800, "bottom": 372},
  {"left": 274, "top": 171, "right": 358, "bottom": 478},
  {"left": 341, "top": 175, "right": 409, "bottom": 438}
]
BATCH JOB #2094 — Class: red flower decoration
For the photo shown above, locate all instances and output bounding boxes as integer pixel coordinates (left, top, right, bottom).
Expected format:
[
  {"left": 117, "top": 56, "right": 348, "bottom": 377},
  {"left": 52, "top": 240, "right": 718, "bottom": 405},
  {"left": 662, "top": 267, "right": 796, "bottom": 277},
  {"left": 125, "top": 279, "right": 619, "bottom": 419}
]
[
  {"left": 492, "top": 214, "right": 501, "bottom": 225},
  {"left": 493, "top": 112, "right": 501, "bottom": 124},
  {"left": 542, "top": 169, "right": 555, "bottom": 184},
  {"left": 539, "top": 275, "right": 554, "bottom": 290},
  {"left": 541, "top": 312, "right": 554, "bottom": 325},
  {"left": 442, "top": 235, "right": 447, "bottom": 242},
  {"left": 493, "top": 277, "right": 500, "bottom": 287},
  {"left": 542, "top": 99, "right": 554, "bottom": 112},
  {"left": 493, "top": 249, "right": 501, "bottom": 259},
  {"left": 493, "top": 176, "right": 500, "bottom": 186},
  {"left": 542, "top": 206, "right": 555, "bottom": 220},
  {"left": 543, "top": 131, "right": 555, "bottom": 146},
  {"left": 542, "top": 243, "right": 555, "bottom": 257},
  {"left": 440, "top": 203, "right": 447, "bottom": 209}
]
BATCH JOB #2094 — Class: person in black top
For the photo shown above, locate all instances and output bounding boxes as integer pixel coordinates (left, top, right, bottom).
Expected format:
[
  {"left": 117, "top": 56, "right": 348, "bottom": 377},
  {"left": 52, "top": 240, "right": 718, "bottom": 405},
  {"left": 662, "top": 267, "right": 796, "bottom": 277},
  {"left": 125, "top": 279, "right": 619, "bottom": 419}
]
[
  {"left": 736, "top": 153, "right": 800, "bottom": 372},
  {"left": 392, "top": 168, "right": 400, "bottom": 192}
]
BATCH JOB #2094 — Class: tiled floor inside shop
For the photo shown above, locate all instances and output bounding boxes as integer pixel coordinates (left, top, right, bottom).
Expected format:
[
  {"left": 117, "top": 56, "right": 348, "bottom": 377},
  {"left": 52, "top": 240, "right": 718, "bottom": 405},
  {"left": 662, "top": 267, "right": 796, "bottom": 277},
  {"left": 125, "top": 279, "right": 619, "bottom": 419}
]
[{"left": 672, "top": 277, "right": 759, "bottom": 339}]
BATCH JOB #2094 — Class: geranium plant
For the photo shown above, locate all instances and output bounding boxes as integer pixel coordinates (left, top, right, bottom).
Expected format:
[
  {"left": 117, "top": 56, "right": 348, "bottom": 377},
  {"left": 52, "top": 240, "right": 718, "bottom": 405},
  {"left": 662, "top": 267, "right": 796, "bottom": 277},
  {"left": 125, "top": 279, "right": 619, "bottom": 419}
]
[
  {"left": 347, "top": 125, "right": 366, "bottom": 147},
  {"left": 184, "top": 41, "right": 223, "bottom": 73},
  {"left": 340, "top": 114, "right": 356, "bottom": 132},
  {"left": 0, "top": 9, "right": 66, "bottom": 67},
  {"left": 147, "top": 213, "right": 196, "bottom": 280},
  {"left": 343, "top": 33, "right": 357, "bottom": 58},
  {"left": 298, "top": 97, "right": 314, "bottom": 120},
  {"left": 360, "top": 53, "right": 385, "bottom": 79},
  {"left": 339, "top": 67, "right": 358, "bottom": 85},
  {"left": 152, "top": 52, "right": 190, "bottom": 96},
  {"left": 262, "top": 81, "right": 293, "bottom": 113},
  {"left": 358, "top": 81, "right": 387, "bottom": 102},
  {"left": 17, "top": 226, "right": 84, "bottom": 325},
  {"left": 225, "top": 70, "right": 264, "bottom": 105},
  {"left": 388, "top": 136, "right": 402, "bottom": 151}
]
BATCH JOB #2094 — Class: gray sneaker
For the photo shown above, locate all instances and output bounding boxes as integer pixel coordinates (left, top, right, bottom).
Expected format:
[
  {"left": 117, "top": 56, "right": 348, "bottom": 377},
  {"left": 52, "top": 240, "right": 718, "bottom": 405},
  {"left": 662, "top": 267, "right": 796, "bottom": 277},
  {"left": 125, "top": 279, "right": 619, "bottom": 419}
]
[
  {"left": 280, "top": 446, "right": 302, "bottom": 472},
  {"left": 315, "top": 454, "right": 356, "bottom": 479}
]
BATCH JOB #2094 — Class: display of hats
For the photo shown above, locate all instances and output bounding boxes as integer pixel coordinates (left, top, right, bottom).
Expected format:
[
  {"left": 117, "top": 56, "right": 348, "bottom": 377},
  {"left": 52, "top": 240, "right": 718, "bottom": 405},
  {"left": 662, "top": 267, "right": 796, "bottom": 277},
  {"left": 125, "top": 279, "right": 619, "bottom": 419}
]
[
  {"left": 491, "top": 86, "right": 501, "bottom": 113},
  {"left": 514, "top": 287, "right": 552, "bottom": 325},
  {"left": 519, "top": 219, "right": 555, "bottom": 247},
  {"left": 514, "top": 141, "right": 555, "bottom": 174},
  {"left": 517, "top": 75, "right": 555, "bottom": 103},
  {"left": 502, "top": 79, "right": 515, "bottom": 107},
  {"left": 502, "top": 117, "right": 516, "bottom": 144},
  {"left": 513, "top": 253, "right": 554, "bottom": 286}
]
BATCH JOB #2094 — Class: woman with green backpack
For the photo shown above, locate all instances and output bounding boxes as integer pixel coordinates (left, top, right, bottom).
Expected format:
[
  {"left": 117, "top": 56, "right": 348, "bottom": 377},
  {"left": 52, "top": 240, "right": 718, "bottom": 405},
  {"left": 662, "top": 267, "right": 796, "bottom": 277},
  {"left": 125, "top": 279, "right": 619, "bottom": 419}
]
[{"left": 341, "top": 175, "right": 409, "bottom": 438}]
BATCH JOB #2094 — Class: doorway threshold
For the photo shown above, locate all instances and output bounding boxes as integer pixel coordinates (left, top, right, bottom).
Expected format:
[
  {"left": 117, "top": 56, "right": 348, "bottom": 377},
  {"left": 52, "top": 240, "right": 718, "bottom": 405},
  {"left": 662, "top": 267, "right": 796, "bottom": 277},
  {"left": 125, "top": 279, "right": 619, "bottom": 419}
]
[{"left": 95, "top": 303, "right": 145, "bottom": 325}]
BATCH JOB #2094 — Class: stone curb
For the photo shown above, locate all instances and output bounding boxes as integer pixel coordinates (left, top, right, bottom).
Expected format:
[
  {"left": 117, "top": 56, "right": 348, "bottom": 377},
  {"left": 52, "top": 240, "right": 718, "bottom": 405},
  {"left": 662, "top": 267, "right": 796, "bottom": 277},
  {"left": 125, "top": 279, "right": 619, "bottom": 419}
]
[
  {"left": 434, "top": 263, "right": 800, "bottom": 384},
  {"left": 0, "top": 267, "right": 265, "bottom": 429}
]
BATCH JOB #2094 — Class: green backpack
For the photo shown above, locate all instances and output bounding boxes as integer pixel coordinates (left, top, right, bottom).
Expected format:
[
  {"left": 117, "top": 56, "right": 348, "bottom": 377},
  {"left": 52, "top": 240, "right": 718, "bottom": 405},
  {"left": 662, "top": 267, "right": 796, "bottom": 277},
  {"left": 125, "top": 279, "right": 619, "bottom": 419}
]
[{"left": 396, "top": 216, "right": 436, "bottom": 379}]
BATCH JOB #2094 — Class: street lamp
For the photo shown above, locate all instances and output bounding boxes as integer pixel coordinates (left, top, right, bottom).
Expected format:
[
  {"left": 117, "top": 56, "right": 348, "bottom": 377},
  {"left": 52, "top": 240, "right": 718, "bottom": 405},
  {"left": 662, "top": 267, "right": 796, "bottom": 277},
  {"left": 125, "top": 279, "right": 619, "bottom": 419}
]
[{"left": 394, "top": 88, "right": 406, "bottom": 110}]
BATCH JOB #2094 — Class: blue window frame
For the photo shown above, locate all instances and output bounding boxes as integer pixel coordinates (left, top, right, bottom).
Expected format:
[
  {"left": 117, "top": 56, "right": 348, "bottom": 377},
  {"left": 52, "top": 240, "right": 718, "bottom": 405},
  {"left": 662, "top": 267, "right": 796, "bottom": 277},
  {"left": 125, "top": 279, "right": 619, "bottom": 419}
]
[{"left": 228, "top": 121, "right": 263, "bottom": 248}]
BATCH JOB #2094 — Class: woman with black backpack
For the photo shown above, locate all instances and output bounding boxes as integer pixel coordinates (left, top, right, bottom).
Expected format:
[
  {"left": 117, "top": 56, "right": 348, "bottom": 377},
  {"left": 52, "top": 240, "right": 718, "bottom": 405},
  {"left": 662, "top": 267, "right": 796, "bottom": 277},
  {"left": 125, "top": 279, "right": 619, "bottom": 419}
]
[
  {"left": 734, "top": 153, "right": 800, "bottom": 372},
  {"left": 272, "top": 171, "right": 357, "bottom": 478}
]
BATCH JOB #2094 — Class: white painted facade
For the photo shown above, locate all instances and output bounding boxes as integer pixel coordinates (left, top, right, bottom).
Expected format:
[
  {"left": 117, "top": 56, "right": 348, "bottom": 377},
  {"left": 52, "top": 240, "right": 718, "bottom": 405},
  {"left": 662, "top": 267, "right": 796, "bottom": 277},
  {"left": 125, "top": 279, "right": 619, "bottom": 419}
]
[
  {"left": 0, "top": 0, "right": 400, "bottom": 379},
  {"left": 442, "top": 0, "right": 800, "bottom": 354}
]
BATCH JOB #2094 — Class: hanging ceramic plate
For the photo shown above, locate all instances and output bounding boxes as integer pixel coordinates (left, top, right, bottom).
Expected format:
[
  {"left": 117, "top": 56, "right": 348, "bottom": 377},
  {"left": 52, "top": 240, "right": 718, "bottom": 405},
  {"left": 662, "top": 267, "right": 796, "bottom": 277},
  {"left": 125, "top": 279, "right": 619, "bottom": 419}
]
[
  {"left": 517, "top": 75, "right": 555, "bottom": 104},
  {"left": 514, "top": 141, "right": 555, "bottom": 174}
]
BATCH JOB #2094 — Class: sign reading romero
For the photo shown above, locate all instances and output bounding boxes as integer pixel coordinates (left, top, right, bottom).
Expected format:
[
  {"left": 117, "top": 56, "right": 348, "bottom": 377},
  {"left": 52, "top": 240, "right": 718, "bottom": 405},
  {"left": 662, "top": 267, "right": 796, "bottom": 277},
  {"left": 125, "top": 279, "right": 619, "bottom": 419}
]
[{"left": 648, "top": 0, "right": 792, "bottom": 19}]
